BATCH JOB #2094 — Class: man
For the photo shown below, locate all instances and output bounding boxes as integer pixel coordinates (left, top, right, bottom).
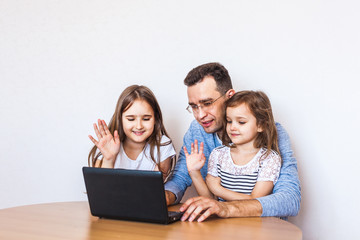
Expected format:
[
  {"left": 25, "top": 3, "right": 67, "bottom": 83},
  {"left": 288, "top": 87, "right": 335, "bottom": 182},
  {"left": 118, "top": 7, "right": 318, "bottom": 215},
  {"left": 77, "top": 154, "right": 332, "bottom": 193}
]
[{"left": 164, "top": 62, "right": 301, "bottom": 222}]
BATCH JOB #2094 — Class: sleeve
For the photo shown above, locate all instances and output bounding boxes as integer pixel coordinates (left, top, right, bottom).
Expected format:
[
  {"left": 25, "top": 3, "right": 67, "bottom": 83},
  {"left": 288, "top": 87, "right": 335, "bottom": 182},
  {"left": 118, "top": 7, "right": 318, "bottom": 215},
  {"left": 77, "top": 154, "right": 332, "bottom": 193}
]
[
  {"left": 257, "top": 151, "right": 281, "bottom": 184},
  {"left": 256, "top": 123, "right": 301, "bottom": 217},
  {"left": 207, "top": 149, "right": 219, "bottom": 177},
  {"left": 159, "top": 135, "right": 176, "bottom": 162}
]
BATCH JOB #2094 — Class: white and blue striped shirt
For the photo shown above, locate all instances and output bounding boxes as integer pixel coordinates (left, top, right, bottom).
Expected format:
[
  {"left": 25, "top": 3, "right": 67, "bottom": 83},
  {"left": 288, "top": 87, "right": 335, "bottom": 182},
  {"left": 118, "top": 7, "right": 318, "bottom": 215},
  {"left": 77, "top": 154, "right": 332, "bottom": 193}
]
[{"left": 207, "top": 146, "right": 281, "bottom": 201}]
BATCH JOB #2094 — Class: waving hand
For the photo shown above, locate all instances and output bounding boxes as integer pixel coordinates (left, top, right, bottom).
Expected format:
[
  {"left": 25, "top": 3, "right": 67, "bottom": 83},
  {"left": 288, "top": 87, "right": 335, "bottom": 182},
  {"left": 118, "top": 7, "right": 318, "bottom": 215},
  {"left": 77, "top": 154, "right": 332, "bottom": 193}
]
[
  {"left": 88, "top": 119, "right": 120, "bottom": 166},
  {"left": 183, "top": 139, "right": 206, "bottom": 173}
]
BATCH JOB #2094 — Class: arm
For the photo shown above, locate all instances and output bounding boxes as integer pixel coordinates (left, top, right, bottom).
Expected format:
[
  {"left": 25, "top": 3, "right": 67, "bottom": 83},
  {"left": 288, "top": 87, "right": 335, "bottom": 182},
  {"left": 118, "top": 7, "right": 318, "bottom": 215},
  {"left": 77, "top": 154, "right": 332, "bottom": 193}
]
[
  {"left": 155, "top": 156, "right": 172, "bottom": 181},
  {"left": 256, "top": 123, "right": 301, "bottom": 217},
  {"left": 164, "top": 135, "right": 194, "bottom": 205},
  {"left": 164, "top": 121, "right": 206, "bottom": 205},
  {"left": 164, "top": 120, "right": 220, "bottom": 205},
  {"left": 88, "top": 119, "right": 121, "bottom": 168},
  {"left": 184, "top": 140, "right": 214, "bottom": 198},
  {"left": 206, "top": 175, "right": 274, "bottom": 200},
  {"left": 180, "top": 196, "right": 262, "bottom": 222}
]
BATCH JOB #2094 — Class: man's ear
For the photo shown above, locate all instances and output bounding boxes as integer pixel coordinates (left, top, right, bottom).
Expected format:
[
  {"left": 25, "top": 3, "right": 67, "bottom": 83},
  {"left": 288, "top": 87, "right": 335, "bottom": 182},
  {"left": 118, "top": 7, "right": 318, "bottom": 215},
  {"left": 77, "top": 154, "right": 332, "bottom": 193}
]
[{"left": 226, "top": 89, "right": 236, "bottom": 99}]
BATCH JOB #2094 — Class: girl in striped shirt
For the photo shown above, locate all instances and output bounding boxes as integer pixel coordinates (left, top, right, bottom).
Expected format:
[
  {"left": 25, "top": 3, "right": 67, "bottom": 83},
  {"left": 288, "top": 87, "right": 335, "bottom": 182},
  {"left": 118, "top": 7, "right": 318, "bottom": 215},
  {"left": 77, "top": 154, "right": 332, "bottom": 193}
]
[{"left": 184, "top": 90, "right": 281, "bottom": 201}]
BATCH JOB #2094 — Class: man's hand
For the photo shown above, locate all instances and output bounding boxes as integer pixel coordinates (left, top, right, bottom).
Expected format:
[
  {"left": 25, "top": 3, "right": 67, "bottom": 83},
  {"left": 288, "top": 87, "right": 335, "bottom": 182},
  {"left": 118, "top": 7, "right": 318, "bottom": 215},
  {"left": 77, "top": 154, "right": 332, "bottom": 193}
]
[
  {"left": 179, "top": 196, "right": 229, "bottom": 222},
  {"left": 165, "top": 190, "right": 176, "bottom": 206},
  {"left": 179, "top": 196, "right": 263, "bottom": 222}
]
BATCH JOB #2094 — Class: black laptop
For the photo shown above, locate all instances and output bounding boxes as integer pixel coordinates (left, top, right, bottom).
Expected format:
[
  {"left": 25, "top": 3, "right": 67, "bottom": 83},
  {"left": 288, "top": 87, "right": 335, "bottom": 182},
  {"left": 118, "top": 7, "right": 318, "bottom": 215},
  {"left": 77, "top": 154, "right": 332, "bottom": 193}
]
[{"left": 82, "top": 167, "right": 183, "bottom": 224}]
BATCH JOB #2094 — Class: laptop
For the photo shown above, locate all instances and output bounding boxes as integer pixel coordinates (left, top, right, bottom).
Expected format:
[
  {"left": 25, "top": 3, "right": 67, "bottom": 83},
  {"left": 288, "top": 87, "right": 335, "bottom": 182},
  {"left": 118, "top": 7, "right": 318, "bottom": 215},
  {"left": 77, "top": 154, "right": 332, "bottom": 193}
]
[{"left": 82, "top": 167, "right": 183, "bottom": 224}]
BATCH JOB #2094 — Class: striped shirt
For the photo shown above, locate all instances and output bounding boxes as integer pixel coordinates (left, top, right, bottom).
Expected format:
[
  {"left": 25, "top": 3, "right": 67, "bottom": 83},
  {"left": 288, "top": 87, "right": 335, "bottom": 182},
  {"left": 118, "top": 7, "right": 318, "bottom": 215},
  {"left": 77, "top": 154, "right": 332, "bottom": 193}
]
[{"left": 207, "top": 146, "right": 281, "bottom": 201}]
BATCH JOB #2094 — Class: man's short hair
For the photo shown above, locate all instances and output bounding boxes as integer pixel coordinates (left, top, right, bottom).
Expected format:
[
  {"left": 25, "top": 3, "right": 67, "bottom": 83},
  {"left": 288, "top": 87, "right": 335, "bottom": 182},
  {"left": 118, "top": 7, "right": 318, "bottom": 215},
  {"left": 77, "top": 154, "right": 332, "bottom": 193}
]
[{"left": 184, "top": 62, "right": 233, "bottom": 94}]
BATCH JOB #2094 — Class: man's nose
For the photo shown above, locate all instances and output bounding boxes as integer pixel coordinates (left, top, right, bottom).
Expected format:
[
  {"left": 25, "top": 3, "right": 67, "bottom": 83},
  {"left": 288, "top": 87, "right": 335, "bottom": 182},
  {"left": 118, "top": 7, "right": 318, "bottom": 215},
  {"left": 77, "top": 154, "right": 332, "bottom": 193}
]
[{"left": 197, "top": 107, "right": 207, "bottom": 119}]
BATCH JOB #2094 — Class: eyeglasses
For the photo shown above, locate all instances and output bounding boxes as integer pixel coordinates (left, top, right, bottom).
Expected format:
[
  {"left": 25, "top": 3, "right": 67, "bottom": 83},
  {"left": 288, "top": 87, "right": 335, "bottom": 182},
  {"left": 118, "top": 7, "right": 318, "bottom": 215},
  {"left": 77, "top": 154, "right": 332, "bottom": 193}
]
[{"left": 186, "top": 94, "right": 225, "bottom": 114}]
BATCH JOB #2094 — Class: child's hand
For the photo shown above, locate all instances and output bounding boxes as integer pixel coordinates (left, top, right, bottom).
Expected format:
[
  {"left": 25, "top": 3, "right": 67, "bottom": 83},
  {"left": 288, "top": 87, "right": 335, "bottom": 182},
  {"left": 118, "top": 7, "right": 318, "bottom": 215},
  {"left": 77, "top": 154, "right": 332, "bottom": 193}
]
[
  {"left": 88, "top": 119, "right": 121, "bottom": 164},
  {"left": 183, "top": 139, "right": 206, "bottom": 173}
]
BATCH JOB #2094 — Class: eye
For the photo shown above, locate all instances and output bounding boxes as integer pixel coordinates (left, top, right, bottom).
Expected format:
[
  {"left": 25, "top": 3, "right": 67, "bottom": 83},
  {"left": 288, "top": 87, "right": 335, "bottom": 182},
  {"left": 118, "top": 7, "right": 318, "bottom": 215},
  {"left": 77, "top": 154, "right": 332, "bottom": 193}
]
[
  {"left": 202, "top": 101, "right": 213, "bottom": 107},
  {"left": 126, "top": 118, "right": 135, "bottom": 121},
  {"left": 239, "top": 121, "right": 246, "bottom": 125},
  {"left": 226, "top": 119, "right": 232, "bottom": 124},
  {"left": 143, "top": 117, "right": 151, "bottom": 121},
  {"left": 190, "top": 104, "right": 198, "bottom": 110}
]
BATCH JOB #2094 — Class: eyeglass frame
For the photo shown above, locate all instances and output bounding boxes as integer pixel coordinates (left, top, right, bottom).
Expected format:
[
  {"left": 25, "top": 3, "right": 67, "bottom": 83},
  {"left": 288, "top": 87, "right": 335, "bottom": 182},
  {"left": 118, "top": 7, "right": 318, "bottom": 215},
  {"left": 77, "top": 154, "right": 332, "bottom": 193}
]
[{"left": 186, "top": 94, "right": 226, "bottom": 114}]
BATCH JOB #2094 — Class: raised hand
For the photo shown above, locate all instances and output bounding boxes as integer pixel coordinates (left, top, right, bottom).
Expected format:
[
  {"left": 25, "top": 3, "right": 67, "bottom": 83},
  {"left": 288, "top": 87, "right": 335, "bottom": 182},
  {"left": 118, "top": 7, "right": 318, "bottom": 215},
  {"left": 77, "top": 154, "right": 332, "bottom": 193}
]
[
  {"left": 183, "top": 139, "right": 205, "bottom": 173},
  {"left": 88, "top": 119, "right": 121, "bottom": 164}
]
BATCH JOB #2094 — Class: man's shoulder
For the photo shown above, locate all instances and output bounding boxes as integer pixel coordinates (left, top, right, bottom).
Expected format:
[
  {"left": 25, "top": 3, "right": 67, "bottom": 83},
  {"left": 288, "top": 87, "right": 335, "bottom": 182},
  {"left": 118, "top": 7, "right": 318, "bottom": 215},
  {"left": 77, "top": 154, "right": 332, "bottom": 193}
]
[
  {"left": 275, "top": 122, "right": 290, "bottom": 138},
  {"left": 186, "top": 120, "right": 205, "bottom": 134},
  {"left": 189, "top": 119, "right": 203, "bottom": 129},
  {"left": 275, "top": 122, "right": 282, "bottom": 129}
]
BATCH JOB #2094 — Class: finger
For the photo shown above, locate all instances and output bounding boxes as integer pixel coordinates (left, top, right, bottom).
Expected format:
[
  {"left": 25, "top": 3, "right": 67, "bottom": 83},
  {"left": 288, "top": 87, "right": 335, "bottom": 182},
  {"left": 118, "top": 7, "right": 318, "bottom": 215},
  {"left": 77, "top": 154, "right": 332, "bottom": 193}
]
[
  {"left": 180, "top": 196, "right": 198, "bottom": 212},
  {"left": 88, "top": 135, "right": 99, "bottom": 146},
  {"left": 197, "top": 208, "right": 213, "bottom": 222},
  {"left": 183, "top": 146, "right": 189, "bottom": 157},
  {"left": 114, "top": 130, "right": 120, "bottom": 144},
  {"left": 199, "top": 142, "right": 204, "bottom": 155},
  {"left": 98, "top": 119, "right": 106, "bottom": 136},
  {"left": 102, "top": 120, "right": 111, "bottom": 135},
  {"left": 194, "top": 139, "right": 198, "bottom": 153},
  {"left": 181, "top": 201, "right": 198, "bottom": 221},
  {"left": 93, "top": 123, "right": 102, "bottom": 139},
  {"left": 201, "top": 153, "right": 206, "bottom": 163},
  {"left": 189, "top": 205, "right": 204, "bottom": 222},
  {"left": 190, "top": 143, "right": 194, "bottom": 154}
]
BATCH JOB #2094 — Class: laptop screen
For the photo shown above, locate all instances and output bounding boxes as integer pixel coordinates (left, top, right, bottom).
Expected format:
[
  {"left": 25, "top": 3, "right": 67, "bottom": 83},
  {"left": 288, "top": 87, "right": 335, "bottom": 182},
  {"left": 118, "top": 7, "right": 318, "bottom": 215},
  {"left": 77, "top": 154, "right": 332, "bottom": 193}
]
[{"left": 82, "top": 167, "right": 173, "bottom": 224}]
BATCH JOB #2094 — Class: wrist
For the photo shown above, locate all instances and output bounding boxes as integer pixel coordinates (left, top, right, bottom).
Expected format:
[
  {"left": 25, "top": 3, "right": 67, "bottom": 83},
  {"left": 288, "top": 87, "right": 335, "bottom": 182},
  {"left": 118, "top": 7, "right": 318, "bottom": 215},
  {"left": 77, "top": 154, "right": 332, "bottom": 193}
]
[
  {"left": 224, "top": 199, "right": 263, "bottom": 217},
  {"left": 165, "top": 191, "right": 176, "bottom": 206},
  {"left": 101, "top": 158, "right": 115, "bottom": 168},
  {"left": 103, "top": 156, "right": 116, "bottom": 163},
  {"left": 188, "top": 170, "right": 201, "bottom": 178}
]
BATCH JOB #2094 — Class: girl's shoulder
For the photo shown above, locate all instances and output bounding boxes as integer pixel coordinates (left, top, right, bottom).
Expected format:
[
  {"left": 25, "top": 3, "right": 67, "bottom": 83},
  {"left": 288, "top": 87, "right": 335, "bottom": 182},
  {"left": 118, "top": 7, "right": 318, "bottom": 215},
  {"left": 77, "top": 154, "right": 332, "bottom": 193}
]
[
  {"left": 259, "top": 148, "right": 281, "bottom": 163},
  {"left": 160, "top": 134, "right": 171, "bottom": 144}
]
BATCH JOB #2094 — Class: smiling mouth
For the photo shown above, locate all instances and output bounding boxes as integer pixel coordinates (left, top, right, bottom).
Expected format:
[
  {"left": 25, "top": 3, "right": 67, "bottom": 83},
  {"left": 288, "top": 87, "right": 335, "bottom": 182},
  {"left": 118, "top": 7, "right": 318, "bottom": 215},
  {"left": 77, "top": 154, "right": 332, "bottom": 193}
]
[
  {"left": 133, "top": 131, "right": 145, "bottom": 136},
  {"left": 201, "top": 120, "right": 213, "bottom": 127}
]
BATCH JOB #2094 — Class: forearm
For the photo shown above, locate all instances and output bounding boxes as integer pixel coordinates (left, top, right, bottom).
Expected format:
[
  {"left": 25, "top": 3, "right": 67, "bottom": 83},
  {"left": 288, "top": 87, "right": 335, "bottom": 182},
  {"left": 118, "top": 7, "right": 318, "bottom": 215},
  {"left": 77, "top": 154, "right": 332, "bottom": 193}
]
[
  {"left": 189, "top": 171, "right": 213, "bottom": 198},
  {"left": 257, "top": 189, "right": 301, "bottom": 217},
  {"left": 165, "top": 138, "right": 199, "bottom": 204},
  {"left": 214, "top": 187, "right": 253, "bottom": 201},
  {"left": 222, "top": 199, "right": 263, "bottom": 217},
  {"left": 164, "top": 166, "right": 192, "bottom": 205},
  {"left": 206, "top": 176, "right": 252, "bottom": 201}
]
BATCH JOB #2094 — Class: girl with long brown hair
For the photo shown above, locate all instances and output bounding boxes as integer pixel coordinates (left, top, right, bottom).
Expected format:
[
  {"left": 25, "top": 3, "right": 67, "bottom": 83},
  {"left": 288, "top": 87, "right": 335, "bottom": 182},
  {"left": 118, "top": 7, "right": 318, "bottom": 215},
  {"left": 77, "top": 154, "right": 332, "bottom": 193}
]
[{"left": 88, "top": 85, "right": 175, "bottom": 181}]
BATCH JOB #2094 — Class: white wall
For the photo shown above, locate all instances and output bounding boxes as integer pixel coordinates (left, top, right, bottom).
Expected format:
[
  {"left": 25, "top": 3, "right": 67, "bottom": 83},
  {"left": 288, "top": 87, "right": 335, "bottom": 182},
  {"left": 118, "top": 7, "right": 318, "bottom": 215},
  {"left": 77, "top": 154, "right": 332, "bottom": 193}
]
[{"left": 1, "top": 1, "right": 359, "bottom": 239}]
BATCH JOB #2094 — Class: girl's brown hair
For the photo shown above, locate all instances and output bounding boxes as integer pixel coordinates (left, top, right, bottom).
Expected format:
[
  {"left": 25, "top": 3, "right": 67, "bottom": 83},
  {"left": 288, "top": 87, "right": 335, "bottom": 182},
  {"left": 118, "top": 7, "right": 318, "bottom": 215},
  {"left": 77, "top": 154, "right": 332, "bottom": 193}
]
[
  {"left": 88, "top": 85, "right": 175, "bottom": 178},
  {"left": 222, "top": 90, "right": 280, "bottom": 157}
]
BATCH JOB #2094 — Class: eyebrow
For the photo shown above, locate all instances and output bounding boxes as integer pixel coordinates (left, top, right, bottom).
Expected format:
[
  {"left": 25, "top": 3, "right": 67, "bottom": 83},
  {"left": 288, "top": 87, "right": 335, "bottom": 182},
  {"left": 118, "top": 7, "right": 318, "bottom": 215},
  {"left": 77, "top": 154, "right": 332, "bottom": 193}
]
[
  {"left": 227, "top": 116, "right": 248, "bottom": 120},
  {"left": 125, "top": 114, "right": 153, "bottom": 117},
  {"left": 188, "top": 98, "right": 214, "bottom": 105}
]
